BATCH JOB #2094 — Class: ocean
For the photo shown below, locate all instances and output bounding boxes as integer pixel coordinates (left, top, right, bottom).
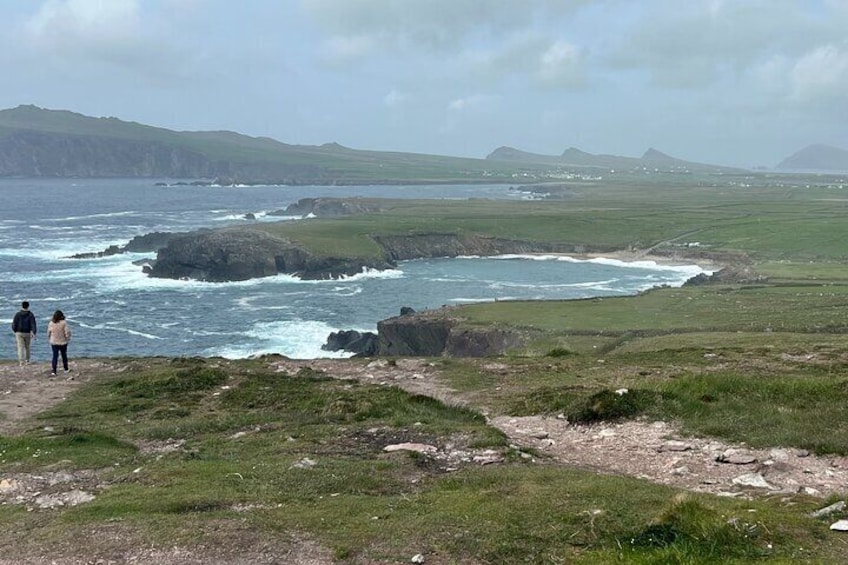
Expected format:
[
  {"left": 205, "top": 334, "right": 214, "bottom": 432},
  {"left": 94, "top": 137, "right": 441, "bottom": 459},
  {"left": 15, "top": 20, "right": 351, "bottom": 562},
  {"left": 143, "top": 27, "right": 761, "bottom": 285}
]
[{"left": 0, "top": 178, "right": 706, "bottom": 360}]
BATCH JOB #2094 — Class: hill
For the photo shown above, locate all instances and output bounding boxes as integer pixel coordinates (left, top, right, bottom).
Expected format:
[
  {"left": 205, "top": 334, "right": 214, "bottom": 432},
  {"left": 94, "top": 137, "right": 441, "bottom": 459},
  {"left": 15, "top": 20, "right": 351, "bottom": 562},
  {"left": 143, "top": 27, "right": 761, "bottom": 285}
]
[
  {"left": 0, "top": 105, "right": 549, "bottom": 184},
  {"left": 777, "top": 143, "right": 848, "bottom": 171},
  {"left": 487, "top": 144, "right": 740, "bottom": 173}
]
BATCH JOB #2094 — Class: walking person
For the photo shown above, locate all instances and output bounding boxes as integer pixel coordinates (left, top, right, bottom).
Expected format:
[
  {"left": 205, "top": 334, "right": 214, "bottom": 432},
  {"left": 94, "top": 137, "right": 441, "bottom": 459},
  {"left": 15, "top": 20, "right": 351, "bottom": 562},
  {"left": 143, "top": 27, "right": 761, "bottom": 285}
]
[
  {"left": 11, "top": 301, "right": 37, "bottom": 366},
  {"left": 47, "top": 310, "right": 72, "bottom": 377}
]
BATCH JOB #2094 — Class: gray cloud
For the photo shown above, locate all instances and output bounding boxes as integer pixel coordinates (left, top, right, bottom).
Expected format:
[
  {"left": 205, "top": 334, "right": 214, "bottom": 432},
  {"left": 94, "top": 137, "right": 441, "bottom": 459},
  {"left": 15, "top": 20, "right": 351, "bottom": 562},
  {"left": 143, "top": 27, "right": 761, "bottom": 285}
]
[{"left": 609, "top": 0, "right": 848, "bottom": 88}]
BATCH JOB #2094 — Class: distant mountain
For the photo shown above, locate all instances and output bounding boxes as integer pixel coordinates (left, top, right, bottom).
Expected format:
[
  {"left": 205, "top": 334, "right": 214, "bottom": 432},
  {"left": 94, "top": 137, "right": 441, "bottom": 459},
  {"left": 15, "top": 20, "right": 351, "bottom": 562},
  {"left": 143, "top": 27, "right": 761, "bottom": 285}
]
[
  {"left": 487, "top": 145, "right": 738, "bottom": 173},
  {"left": 0, "top": 105, "right": 546, "bottom": 183},
  {"left": 777, "top": 144, "right": 848, "bottom": 172}
]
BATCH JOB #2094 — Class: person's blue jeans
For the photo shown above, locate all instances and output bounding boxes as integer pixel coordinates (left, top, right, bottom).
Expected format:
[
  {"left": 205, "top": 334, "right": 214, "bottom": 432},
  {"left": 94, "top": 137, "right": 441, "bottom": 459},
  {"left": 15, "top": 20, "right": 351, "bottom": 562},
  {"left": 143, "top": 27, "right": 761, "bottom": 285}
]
[{"left": 51, "top": 344, "right": 68, "bottom": 373}]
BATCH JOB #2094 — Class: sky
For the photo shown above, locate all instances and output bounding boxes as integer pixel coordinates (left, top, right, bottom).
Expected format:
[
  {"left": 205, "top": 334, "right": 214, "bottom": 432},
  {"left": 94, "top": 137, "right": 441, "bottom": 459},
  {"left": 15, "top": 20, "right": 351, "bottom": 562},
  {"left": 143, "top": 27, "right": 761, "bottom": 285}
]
[{"left": 0, "top": 0, "right": 846, "bottom": 168}]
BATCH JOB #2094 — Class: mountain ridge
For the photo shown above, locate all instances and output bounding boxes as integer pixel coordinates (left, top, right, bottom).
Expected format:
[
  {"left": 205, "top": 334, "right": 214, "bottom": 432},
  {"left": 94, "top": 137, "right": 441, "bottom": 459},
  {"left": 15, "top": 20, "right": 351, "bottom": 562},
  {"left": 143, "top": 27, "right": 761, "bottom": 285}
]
[
  {"left": 0, "top": 105, "right": 549, "bottom": 183},
  {"left": 486, "top": 144, "right": 737, "bottom": 173},
  {"left": 776, "top": 143, "right": 848, "bottom": 172}
]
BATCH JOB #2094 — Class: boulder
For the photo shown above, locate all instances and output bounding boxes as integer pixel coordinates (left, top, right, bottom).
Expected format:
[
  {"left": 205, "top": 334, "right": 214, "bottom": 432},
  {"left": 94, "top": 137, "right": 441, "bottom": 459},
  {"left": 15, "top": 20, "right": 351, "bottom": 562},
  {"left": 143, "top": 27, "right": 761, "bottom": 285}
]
[{"left": 322, "top": 330, "right": 378, "bottom": 356}]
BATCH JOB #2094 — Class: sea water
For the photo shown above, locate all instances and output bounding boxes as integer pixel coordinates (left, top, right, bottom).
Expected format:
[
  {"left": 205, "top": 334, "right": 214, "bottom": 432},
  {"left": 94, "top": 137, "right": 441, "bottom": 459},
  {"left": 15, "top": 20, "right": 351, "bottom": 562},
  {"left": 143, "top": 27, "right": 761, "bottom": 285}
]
[{"left": 0, "top": 178, "right": 706, "bottom": 359}]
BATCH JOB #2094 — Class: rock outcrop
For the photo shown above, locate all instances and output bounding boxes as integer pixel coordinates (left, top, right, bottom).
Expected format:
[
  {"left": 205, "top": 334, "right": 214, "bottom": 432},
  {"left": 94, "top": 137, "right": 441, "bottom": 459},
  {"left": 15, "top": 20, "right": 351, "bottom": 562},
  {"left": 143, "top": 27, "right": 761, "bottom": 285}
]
[
  {"left": 147, "top": 228, "right": 392, "bottom": 281},
  {"left": 375, "top": 310, "right": 529, "bottom": 357},
  {"left": 69, "top": 231, "right": 184, "bottom": 259},
  {"left": 372, "top": 233, "right": 559, "bottom": 261},
  {"left": 322, "top": 330, "right": 379, "bottom": 356},
  {"left": 274, "top": 197, "right": 384, "bottom": 218}
]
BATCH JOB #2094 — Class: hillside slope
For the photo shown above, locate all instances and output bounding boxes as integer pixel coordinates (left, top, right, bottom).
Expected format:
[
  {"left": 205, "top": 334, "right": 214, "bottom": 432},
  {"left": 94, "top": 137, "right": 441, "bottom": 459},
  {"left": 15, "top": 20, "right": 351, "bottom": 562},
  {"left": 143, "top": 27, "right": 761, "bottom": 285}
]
[{"left": 0, "top": 105, "right": 544, "bottom": 183}]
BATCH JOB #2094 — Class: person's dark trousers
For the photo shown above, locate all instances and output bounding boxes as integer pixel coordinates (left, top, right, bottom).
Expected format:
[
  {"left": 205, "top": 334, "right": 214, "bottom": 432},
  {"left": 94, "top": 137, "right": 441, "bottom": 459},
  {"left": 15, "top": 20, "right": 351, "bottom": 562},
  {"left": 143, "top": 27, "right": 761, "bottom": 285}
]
[{"left": 51, "top": 344, "right": 68, "bottom": 373}]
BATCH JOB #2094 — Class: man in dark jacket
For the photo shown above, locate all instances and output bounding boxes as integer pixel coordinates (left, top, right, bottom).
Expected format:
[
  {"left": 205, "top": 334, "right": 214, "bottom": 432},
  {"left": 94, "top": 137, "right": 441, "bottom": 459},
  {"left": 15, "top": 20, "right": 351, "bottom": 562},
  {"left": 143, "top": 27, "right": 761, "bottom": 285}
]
[{"left": 11, "top": 301, "right": 37, "bottom": 366}]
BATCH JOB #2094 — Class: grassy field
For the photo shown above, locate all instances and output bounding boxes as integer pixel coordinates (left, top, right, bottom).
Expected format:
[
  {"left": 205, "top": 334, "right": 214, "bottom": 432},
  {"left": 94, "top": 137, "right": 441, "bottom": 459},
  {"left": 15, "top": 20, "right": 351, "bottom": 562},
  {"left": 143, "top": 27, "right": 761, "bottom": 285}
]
[
  {"left": 256, "top": 179, "right": 848, "bottom": 263},
  {"left": 1, "top": 357, "right": 845, "bottom": 563}
]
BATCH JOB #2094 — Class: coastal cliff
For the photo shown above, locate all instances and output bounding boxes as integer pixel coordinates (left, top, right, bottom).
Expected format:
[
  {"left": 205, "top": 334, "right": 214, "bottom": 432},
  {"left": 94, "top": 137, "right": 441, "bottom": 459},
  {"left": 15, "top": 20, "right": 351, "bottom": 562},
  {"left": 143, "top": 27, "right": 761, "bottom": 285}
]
[
  {"left": 375, "top": 310, "right": 532, "bottom": 357},
  {"left": 148, "top": 228, "right": 392, "bottom": 281}
]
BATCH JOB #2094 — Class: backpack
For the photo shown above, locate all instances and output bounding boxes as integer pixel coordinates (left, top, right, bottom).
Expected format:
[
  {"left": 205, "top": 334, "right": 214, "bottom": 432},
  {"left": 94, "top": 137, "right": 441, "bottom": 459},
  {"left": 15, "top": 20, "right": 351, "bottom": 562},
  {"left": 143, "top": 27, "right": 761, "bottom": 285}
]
[{"left": 16, "top": 311, "right": 33, "bottom": 333}]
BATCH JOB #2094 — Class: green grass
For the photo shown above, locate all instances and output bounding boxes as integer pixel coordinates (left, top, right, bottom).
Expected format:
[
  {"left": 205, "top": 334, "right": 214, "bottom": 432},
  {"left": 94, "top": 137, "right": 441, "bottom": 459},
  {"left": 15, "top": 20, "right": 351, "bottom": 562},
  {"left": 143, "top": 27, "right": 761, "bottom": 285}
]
[{"left": 2, "top": 357, "right": 844, "bottom": 562}]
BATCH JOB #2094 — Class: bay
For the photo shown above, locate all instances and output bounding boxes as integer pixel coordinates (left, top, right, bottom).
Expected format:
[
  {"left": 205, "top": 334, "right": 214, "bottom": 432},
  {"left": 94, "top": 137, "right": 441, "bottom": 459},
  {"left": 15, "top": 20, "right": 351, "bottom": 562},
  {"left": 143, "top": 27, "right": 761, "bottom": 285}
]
[{"left": 0, "top": 178, "right": 706, "bottom": 360}]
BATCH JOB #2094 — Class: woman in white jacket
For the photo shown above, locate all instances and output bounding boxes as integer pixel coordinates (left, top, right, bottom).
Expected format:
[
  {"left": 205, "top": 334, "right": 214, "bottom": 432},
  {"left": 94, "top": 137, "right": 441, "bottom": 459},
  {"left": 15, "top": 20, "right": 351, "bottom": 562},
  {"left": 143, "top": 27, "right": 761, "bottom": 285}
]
[{"left": 47, "top": 310, "right": 72, "bottom": 377}]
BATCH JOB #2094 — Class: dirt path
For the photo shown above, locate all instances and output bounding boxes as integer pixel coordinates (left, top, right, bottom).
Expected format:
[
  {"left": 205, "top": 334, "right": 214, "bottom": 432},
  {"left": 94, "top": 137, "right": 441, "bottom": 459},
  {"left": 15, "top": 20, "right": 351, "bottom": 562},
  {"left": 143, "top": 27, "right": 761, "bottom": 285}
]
[
  {"left": 271, "top": 358, "right": 848, "bottom": 500},
  {"left": 4, "top": 357, "right": 847, "bottom": 500}
]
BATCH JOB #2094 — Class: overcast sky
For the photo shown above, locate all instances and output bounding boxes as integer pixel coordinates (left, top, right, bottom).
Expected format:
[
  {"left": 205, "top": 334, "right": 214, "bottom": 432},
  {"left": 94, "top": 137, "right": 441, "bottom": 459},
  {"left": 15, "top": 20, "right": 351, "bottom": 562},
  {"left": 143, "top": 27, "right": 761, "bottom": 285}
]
[{"left": 1, "top": 0, "right": 846, "bottom": 167}]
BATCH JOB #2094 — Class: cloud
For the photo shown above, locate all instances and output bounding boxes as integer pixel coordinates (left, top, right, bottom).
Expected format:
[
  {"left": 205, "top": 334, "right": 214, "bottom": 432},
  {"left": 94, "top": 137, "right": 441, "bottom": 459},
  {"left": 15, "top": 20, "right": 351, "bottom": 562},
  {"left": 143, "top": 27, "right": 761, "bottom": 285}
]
[
  {"left": 537, "top": 40, "right": 585, "bottom": 86},
  {"left": 19, "top": 0, "right": 205, "bottom": 84},
  {"left": 303, "top": 0, "right": 595, "bottom": 57},
  {"left": 447, "top": 94, "right": 497, "bottom": 113},
  {"left": 790, "top": 43, "right": 848, "bottom": 102},
  {"left": 26, "top": 0, "right": 142, "bottom": 49},
  {"left": 609, "top": 0, "right": 844, "bottom": 88}
]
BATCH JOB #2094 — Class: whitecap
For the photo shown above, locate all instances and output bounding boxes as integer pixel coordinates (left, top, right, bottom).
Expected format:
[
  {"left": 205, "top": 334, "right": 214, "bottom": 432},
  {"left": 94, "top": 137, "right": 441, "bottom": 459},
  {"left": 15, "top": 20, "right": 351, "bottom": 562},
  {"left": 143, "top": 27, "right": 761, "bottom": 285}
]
[{"left": 203, "top": 319, "right": 362, "bottom": 359}]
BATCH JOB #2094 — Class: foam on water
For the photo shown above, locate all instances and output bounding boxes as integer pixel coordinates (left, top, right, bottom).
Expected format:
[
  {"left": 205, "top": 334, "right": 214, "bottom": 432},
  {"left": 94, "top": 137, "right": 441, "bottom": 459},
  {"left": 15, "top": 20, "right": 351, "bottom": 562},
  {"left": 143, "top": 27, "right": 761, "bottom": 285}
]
[
  {"left": 492, "top": 253, "right": 708, "bottom": 278},
  {"left": 204, "top": 319, "right": 357, "bottom": 359}
]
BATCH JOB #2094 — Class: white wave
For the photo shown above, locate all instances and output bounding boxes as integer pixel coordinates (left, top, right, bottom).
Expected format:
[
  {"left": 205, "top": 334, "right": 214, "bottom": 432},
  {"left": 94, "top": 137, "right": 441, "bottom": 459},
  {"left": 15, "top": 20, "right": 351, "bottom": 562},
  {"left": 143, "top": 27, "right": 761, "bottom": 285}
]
[
  {"left": 48, "top": 211, "right": 138, "bottom": 222},
  {"left": 491, "top": 253, "right": 709, "bottom": 276},
  {"left": 487, "top": 279, "right": 620, "bottom": 290},
  {"left": 76, "top": 321, "right": 162, "bottom": 340},
  {"left": 203, "top": 319, "right": 356, "bottom": 360},
  {"left": 337, "top": 267, "right": 404, "bottom": 281}
]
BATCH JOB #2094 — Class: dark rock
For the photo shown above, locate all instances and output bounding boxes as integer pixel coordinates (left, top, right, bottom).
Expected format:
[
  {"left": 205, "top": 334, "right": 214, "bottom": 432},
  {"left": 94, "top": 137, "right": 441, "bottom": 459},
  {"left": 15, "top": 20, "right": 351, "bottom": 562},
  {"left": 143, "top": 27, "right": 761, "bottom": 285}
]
[
  {"left": 124, "top": 231, "right": 182, "bottom": 253},
  {"left": 244, "top": 212, "right": 256, "bottom": 220},
  {"left": 322, "top": 330, "right": 378, "bottom": 356},
  {"left": 274, "top": 197, "right": 384, "bottom": 218},
  {"left": 147, "top": 227, "right": 393, "bottom": 281},
  {"left": 684, "top": 266, "right": 767, "bottom": 286},
  {"left": 68, "top": 244, "right": 123, "bottom": 259},
  {"left": 682, "top": 273, "right": 711, "bottom": 286},
  {"left": 377, "top": 314, "right": 456, "bottom": 356},
  {"left": 375, "top": 311, "right": 528, "bottom": 357},
  {"left": 148, "top": 229, "right": 308, "bottom": 282},
  {"left": 399, "top": 306, "right": 416, "bottom": 316},
  {"left": 68, "top": 231, "right": 182, "bottom": 260},
  {"left": 371, "top": 233, "right": 562, "bottom": 261}
]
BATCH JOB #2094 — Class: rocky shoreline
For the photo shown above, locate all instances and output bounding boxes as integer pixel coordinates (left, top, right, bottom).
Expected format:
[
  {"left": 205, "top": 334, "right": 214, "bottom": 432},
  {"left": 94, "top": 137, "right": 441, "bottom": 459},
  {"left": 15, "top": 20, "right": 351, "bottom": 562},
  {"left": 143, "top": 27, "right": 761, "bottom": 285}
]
[{"left": 70, "top": 196, "right": 745, "bottom": 358}]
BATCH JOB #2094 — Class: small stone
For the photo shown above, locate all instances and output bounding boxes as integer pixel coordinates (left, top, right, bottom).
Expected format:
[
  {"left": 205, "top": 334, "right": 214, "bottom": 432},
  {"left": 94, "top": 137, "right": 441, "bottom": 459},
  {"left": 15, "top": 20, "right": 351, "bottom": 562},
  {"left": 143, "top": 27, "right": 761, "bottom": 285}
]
[
  {"left": 795, "top": 449, "right": 811, "bottom": 458},
  {"left": 291, "top": 458, "right": 318, "bottom": 469},
  {"left": 0, "top": 479, "right": 18, "bottom": 493},
  {"left": 811, "top": 501, "right": 846, "bottom": 519},
  {"left": 732, "top": 473, "right": 775, "bottom": 490},
  {"left": 718, "top": 449, "right": 757, "bottom": 465},
  {"left": 473, "top": 452, "right": 504, "bottom": 465},
  {"left": 531, "top": 431, "right": 550, "bottom": 440},
  {"left": 384, "top": 443, "right": 437, "bottom": 454},
  {"left": 830, "top": 520, "right": 848, "bottom": 531},
  {"left": 411, "top": 553, "right": 425, "bottom": 563},
  {"left": 614, "top": 388, "right": 628, "bottom": 396},
  {"left": 659, "top": 441, "right": 693, "bottom": 453},
  {"left": 769, "top": 448, "right": 792, "bottom": 462}
]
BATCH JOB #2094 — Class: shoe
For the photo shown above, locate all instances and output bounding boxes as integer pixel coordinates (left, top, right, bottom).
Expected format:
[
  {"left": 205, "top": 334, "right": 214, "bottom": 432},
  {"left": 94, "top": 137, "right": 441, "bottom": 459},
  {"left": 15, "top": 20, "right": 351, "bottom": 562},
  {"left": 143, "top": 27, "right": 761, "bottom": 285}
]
[
  {"left": 50, "top": 373, "right": 57, "bottom": 377},
  {"left": 64, "top": 369, "right": 70, "bottom": 374}
]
